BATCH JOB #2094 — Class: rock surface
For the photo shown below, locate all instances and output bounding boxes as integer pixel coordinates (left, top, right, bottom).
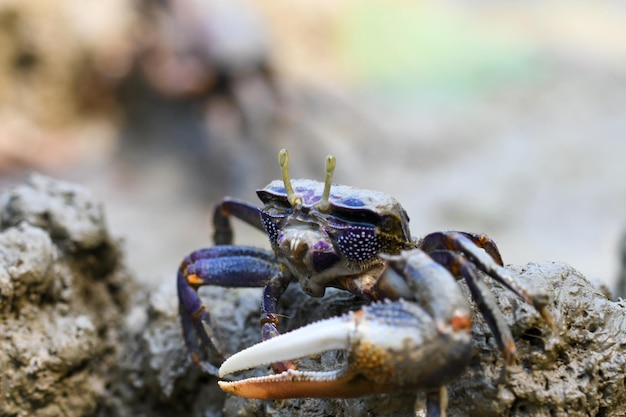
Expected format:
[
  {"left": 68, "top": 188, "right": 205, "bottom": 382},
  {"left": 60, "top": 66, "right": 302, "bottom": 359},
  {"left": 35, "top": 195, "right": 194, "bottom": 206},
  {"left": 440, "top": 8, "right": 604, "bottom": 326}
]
[
  {"left": 1, "top": 175, "right": 626, "bottom": 417},
  {"left": 0, "top": 174, "right": 131, "bottom": 416},
  {"left": 121, "top": 262, "right": 626, "bottom": 417},
  {"left": 450, "top": 262, "right": 626, "bottom": 417}
]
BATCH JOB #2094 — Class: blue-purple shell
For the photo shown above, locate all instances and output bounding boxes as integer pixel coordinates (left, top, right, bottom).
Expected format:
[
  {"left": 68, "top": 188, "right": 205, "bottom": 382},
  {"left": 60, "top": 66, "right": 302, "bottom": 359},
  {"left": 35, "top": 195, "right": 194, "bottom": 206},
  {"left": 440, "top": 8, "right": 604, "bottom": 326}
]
[{"left": 257, "top": 179, "right": 411, "bottom": 240}]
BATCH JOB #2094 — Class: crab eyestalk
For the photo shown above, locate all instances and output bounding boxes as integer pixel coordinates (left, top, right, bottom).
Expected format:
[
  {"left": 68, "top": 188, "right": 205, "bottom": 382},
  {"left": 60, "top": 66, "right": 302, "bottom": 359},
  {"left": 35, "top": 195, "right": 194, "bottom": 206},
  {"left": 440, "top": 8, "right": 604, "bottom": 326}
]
[
  {"left": 317, "top": 154, "right": 336, "bottom": 212},
  {"left": 278, "top": 149, "right": 301, "bottom": 206}
]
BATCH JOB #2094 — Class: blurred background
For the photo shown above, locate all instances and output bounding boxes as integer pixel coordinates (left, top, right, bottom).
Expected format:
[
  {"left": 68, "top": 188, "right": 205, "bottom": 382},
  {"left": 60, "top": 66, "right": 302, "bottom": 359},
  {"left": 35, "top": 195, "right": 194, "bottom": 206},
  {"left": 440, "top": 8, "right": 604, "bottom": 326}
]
[{"left": 1, "top": 0, "right": 625, "bottom": 291}]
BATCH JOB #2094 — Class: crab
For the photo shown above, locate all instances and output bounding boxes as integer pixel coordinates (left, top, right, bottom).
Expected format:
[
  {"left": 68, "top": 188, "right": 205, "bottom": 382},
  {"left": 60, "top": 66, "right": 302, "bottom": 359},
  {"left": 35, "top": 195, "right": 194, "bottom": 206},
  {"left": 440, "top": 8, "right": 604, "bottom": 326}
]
[{"left": 177, "top": 149, "right": 551, "bottom": 416}]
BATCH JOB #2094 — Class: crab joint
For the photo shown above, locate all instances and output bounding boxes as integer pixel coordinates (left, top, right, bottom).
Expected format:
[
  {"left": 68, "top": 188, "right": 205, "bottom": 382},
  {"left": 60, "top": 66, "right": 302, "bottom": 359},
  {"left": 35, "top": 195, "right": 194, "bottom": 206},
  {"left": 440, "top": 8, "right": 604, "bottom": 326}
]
[
  {"left": 278, "top": 149, "right": 301, "bottom": 206},
  {"left": 186, "top": 273, "right": 204, "bottom": 286},
  {"left": 317, "top": 154, "right": 336, "bottom": 212}
]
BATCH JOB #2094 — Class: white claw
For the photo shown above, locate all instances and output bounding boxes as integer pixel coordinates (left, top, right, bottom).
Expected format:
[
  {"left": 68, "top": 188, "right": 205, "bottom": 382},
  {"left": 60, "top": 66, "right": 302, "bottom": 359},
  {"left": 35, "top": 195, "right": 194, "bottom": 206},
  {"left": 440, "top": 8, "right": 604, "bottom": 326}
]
[{"left": 219, "top": 315, "right": 355, "bottom": 378}]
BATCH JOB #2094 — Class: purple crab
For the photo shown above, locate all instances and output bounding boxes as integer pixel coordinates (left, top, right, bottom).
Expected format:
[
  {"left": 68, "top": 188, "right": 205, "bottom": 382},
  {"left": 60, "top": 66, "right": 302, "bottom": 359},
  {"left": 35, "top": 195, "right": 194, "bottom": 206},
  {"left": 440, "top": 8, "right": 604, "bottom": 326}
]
[{"left": 177, "top": 149, "right": 551, "bottom": 416}]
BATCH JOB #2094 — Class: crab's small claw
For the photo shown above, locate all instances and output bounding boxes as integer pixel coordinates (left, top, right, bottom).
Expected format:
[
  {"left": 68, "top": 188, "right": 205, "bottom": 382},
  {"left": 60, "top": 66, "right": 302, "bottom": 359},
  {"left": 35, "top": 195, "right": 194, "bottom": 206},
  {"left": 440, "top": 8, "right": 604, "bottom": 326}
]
[{"left": 218, "top": 299, "right": 473, "bottom": 399}]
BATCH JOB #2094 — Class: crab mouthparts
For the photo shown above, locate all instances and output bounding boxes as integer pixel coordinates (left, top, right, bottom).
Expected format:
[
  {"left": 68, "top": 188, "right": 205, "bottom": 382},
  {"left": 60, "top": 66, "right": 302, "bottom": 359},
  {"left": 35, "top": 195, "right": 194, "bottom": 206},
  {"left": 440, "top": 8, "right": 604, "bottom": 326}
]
[{"left": 218, "top": 313, "right": 373, "bottom": 399}]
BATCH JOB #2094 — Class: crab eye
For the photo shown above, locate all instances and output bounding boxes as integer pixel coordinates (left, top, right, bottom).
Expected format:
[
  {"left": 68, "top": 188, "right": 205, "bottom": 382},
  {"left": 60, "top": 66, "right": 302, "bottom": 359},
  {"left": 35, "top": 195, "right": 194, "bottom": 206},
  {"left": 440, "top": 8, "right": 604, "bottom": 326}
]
[
  {"left": 333, "top": 223, "right": 382, "bottom": 262},
  {"left": 330, "top": 207, "right": 380, "bottom": 225}
]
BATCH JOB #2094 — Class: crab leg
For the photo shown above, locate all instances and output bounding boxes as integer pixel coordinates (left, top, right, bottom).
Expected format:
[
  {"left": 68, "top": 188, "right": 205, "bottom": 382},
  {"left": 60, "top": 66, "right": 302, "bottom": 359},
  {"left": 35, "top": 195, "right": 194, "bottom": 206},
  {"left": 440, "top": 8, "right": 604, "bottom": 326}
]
[
  {"left": 178, "top": 245, "right": 281, "bottom": 374},
  {"left": 260, "top": 273, "right": 298, "bottom": 373},
  {"left": 430, "top": 250, "right": 518, "bottom": 364},
  {"left": 213, "top": 198, "right": 264, "bottom": 245},
  {"left": 218, "top": 250, "right": 473, "bottom": 406},
  {"left": 420, "top": 231, "right": 504, "bottom": 266},
  {"left": 420, "top": 231, "right": 552, "bottom": 325}
]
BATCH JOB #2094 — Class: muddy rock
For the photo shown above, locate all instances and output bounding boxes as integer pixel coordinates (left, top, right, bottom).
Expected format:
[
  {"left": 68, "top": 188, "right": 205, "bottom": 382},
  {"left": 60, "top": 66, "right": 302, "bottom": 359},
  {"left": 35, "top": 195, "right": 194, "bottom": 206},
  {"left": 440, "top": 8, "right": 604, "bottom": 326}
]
[
  {"left": 449, "top": 262, "right": 626, "bottom": 417},
  {"left": 2, "top": 175, "right": 626, "bottom": 417},
  {"left": 122, "top": 261, "right": 626, "bottom": 417},
  {"left": 0, "top": 174, "right": 132, "bottom": 417}
]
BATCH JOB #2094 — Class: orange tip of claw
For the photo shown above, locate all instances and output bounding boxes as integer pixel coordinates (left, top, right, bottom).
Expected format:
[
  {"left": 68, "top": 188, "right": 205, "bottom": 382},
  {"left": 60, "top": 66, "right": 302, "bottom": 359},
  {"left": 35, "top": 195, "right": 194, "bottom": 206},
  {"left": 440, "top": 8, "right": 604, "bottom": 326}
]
[{"left": 218, "top": 369, "right": 384, "bottom": 399}]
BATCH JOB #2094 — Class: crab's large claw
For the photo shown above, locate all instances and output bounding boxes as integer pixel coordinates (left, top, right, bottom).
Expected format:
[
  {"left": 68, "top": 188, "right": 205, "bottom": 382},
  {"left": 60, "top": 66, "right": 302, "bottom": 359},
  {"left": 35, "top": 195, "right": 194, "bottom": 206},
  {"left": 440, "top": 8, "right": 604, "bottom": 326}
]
[{"left": 218, "top": 299, "right": 473, "bottom": 399}]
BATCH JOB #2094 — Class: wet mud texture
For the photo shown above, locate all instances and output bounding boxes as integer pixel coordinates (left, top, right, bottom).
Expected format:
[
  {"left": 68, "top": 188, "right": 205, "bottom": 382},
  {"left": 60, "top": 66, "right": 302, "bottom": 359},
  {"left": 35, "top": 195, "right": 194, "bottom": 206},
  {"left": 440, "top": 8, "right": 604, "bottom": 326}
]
[
  {"left": 2, "top": 176, "right": 626, "bottom": 417},
  {"left": 0, "top": 174, "right": 131, "bottom": 416}
]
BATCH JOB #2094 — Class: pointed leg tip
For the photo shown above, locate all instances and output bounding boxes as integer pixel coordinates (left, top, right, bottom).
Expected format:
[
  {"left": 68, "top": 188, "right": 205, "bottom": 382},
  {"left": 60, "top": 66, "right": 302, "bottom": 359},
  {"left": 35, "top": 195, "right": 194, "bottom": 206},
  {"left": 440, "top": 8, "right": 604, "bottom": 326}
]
[{"left": 539, "top": 307, "right": 553, "bottom": 328}]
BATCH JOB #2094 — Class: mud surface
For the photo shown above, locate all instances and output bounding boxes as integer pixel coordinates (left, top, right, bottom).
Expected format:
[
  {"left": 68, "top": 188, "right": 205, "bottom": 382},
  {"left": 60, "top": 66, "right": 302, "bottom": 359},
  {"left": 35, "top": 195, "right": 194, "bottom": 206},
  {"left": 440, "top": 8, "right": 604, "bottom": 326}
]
[
  {"left": 0, "top": 174, "right": 131, "bottom": 416},
  {"left": 2, "top": 176, "right": 626, "bottom": 416},
  {"left": 450, "top": 262, "right": 626, "bottom": 417}
]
